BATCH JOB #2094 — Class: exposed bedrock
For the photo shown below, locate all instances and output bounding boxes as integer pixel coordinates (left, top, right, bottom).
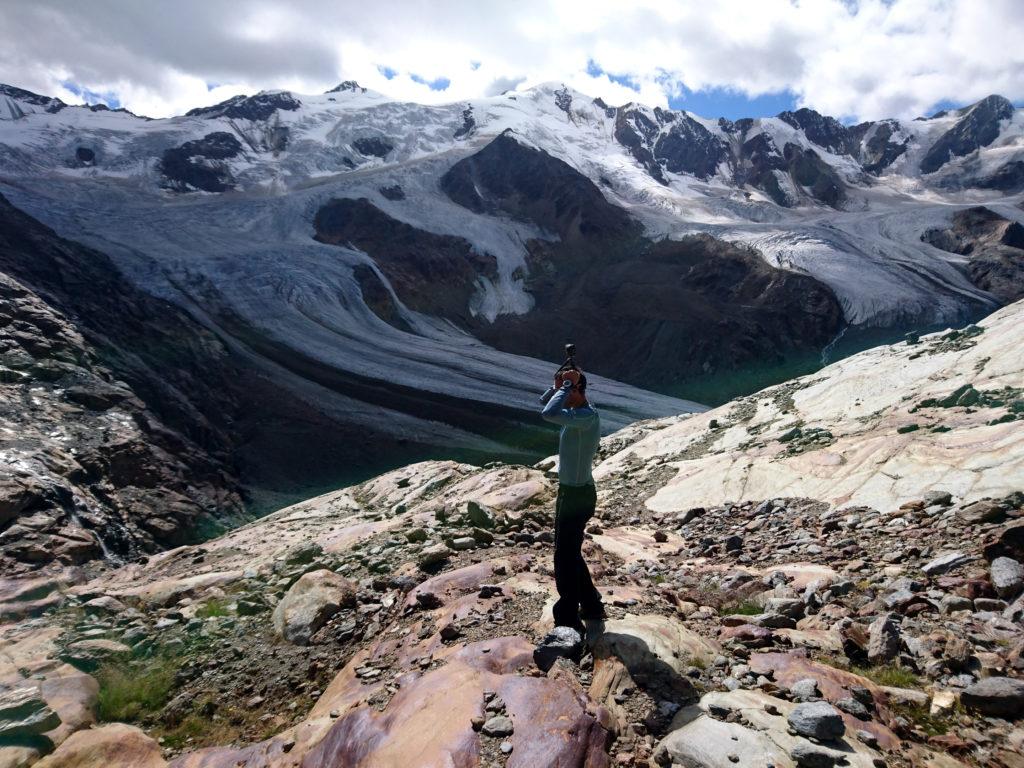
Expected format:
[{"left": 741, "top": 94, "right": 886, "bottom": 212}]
[
  {"left": 313, "top": 197, "right": 498, "bottom": 323},
  {"left": 920, "top": 95, "right": 1014, "bottom": 175},
  {"left": 0, "top": 192, "right": 246, "bottom": 572},
  {"left": 923, "top": 206, "right": 1024, "bottom": 303}
]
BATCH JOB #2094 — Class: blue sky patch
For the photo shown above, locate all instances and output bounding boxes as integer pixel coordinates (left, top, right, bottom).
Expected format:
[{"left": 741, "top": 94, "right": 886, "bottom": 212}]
[
  {"left": 587, "top": 60, "right": 639, "bottom": 92},
  {"left": 61, "top": 80, "right": 121, "bottom": 109},
  {"left": 410, "top": 73, "right": 451, "bottom": 91},
  {"left": 377, "top": 65, "right": 398, "bottom": 80},
  {"left": 668, "top": 87, "right": 797, "bottom": 121}
]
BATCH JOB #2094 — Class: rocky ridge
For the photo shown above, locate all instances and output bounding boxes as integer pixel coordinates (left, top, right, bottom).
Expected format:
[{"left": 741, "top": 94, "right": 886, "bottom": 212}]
[{"left": 0, "top": 300, "right": 1021, "bottom": 767}]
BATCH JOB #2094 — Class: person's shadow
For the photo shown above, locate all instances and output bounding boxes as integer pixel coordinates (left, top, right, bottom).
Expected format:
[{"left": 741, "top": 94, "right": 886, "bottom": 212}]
[{"left": 585, "top": 620, "right": 700, "bottom": 737}]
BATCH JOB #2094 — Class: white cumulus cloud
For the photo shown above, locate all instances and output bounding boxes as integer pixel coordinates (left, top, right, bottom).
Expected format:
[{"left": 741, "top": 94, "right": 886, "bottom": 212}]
[{"left": 0, "top": 0, "right": 1021, "bottom": 120}]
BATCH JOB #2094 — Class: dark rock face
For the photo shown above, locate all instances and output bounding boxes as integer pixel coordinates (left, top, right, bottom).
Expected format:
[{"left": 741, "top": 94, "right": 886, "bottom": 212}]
[
  {"left": 920, "top": 95, "right": 1014, "bottom": 174},
  {"left": 159, "top": 131, "right": 242, "bottom": 192},
  {"left": 853, "top": 120, "right": 908, "bottom": 174},
  {"left": 352, "top": 137, "right": 393, "bottom": 158},
  {"left": 0, "top": 84, "right": 66, "bottom": 115},
  {"left": 783, "top": 143, "right": 845, "bottom": 208},
  {"left": 978, "top": 160, "right": 1024, "bottom": 192},
  {"left": 351, "top": 263, "right": 412, "bottom": 332},
  {"left": 653, "top": 114, "right": 728, "bottom": 180},
  {"left": 313, "top": 197, "right": 497, "bottom": 322},
  {"left": 440, "top": 130, "right": 634, "bottom": 242},
  {"left": 325, "top": 81, "right": 365, "bottom": 94},
  {"left": 614, "top": 108, "right": 667, "bottom": 184},
  {"left": 454, "top": 105, "right": 475, "bottom": 139},
  {"left": 0, "top": 193, "right": 247, "bottom": 572},
  {"left": 441, "top": 134, "right": 843, "bottom": 391},
  {"left": 185, "top": 91, "right": 301, "bottom": 121},
  {"left": 922, "top": 206, "right": 1024, "bottom": 302},
  {"left": 778, "top": 108, "right": 857, "bottom": 156}
]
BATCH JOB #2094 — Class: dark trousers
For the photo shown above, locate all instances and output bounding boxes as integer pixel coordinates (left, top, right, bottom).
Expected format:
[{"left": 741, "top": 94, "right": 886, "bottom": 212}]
[{"left": 552, "top": 482, "right": 602, "bottom": 627}]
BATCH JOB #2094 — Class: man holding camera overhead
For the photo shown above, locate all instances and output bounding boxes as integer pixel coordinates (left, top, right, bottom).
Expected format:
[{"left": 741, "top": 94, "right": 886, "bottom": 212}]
[{"left": 540, "top": 344, "right": 604, "bottom": 634}]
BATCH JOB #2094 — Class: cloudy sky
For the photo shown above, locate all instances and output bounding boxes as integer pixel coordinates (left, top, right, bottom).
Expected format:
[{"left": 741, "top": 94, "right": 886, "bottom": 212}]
[{"left": 1, "top": 0, "right": 1022, "bottom": 121}]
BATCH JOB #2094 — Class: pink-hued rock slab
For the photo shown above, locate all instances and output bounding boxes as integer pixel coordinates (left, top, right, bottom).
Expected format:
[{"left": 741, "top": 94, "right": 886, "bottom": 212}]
[{"left": 748, "top": 652, "right": 901, "bottom": 750}]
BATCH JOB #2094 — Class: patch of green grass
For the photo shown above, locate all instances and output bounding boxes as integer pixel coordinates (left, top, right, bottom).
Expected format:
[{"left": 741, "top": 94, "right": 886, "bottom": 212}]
[
  {"left": 95, "top": 656, "right": 179, "bottom": 722},
  {"left": 889, "top": 700, "right": 962, "bottom": 737},
  {"left": 719, "top": 599, "right": 762, "bottom": 616},
  {"left": 195, "top": 597, "right": 231, "bottom": 619},
  {"left": 850, "top": 663, "right": 921, "bottom": 689},
  {"left": 689, "top": 655, "right": 708, "bottom": 670}
]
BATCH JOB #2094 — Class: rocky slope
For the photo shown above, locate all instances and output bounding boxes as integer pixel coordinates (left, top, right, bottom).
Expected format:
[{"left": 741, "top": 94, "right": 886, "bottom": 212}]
[
  {"left": 1, "top": 299, "right": 1021, "bottom": 767},
  {"left": 0, "top": 192, "right": 248, "bottom": 573}
]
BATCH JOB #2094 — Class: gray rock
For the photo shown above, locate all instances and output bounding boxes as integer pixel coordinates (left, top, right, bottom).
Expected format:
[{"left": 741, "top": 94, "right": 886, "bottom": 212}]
[
  {"left": 940, "top": 594, "right": 973, "bottom": 614},
  {"left": 61, "top": 638, "right": 131, "bottom": 671},
  {"left": 961, "top": 676, "right": 1024, "bottom": 717},
  {"left": 405, "top": 527, "right": 428, "bottom": 543},
  {"left": 867, "top": 613, "right": 901, "bottom": 663},
  {"left": 923, "top": 490, "right": 953, "bottom": 506},
  {"left": 533, "top": 626, "right": 584, "bottom": 672},
  {"left": 835, "top": 697, "right": 870, "bottom": 719},
  {"left": 0, "top": 687, "right": 61, "bottom": 738},
  {"left": 791, "top": 741, "right": 839, "bottom": 768},
  {"left": 790, "top": 678, "right": 820, "bottom": 701},
  {"left": 922, "top": 551, "right": 973, "bottom": 576},
  {"left": 449, "top": 536, "right": 477, "bottom": 551},
  {"left": 764, "top": 597, "right": 805, "bottom": 619},
  {"left": 991, "top": 557, "right": 1024, "bottom": 598},
  {"left": 787, "top": 701, "right": 845, "bottom": 740},
  {"left": 481, "top": 714, "right": 514, "bottom": 737},
  {"left": 466, "top": 500, "right": 495, "bottom": 529},
  {"left": 973, "top": 597, "right": 1008, "bottom": 612},
  {"left": 82, "top": 595, "right": 128, "bottom": 614},
  {"left": 417, "top": 543, "right": 451, "bottom": 567}
]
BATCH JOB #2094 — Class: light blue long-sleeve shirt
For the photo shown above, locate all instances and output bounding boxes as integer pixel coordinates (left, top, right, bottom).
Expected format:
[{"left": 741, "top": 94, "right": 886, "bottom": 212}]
[{"left": 540, "top": 382, "right": 600, "bottom": 487}]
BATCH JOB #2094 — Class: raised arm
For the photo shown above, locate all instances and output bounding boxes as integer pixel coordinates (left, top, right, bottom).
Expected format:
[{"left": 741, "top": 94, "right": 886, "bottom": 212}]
[{"left": 541, "top": 380, "right": 596, "bottom": 428}]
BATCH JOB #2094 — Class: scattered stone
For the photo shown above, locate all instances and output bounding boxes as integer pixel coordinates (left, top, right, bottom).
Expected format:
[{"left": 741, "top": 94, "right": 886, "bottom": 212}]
[
  {"left": 791, "top": 740, "right": 839, "bottom": 768},
  {"left": 533, "top": 626, "right": 584, "bottom": 672},
  {"left": 922, "top": 551, "right": 972, "bottom": 576},
  {"left": 481, "top": 714, "right": 514, "bottom": 737},
  {"left": 418, "top": 543, "right": 451, "bottom": 568},
  {"left": 867, "top": 613, "right": 901, "bottom": 663},
  {"left": 991, "top": 556, "right": 1024, "bottom": 598},
  {"left": 790, "top": 678, "right": 820, "bottom": 702}
]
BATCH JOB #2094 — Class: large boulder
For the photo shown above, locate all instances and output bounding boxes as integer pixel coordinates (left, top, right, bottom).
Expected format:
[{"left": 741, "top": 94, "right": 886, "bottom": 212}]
[
  {"left": 961, "top": 677, "right": 1024, "bottom": 718},
  {"left": 787, "top": 701, "right": 846, "bottom": 741},
  {"left": 33, "top": 723, "right": 167, "bottom": 767},
  {"left": 272, "top": 569, "right": 356, "bottom": 645}
]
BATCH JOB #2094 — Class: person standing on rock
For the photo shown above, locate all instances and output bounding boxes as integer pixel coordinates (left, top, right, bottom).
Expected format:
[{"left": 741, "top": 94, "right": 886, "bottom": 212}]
[{"left": 540, "top": 366, "right": 604, "bottom": 633}]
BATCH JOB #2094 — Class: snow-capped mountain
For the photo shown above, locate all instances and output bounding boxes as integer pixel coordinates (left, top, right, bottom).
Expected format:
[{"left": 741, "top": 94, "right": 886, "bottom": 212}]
[
  {"left": 1, "top": 79, "right": 1022, "bottom": 564},
  {"left": 1, "top": 80, "right": 1022, "bottom": 464}
]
